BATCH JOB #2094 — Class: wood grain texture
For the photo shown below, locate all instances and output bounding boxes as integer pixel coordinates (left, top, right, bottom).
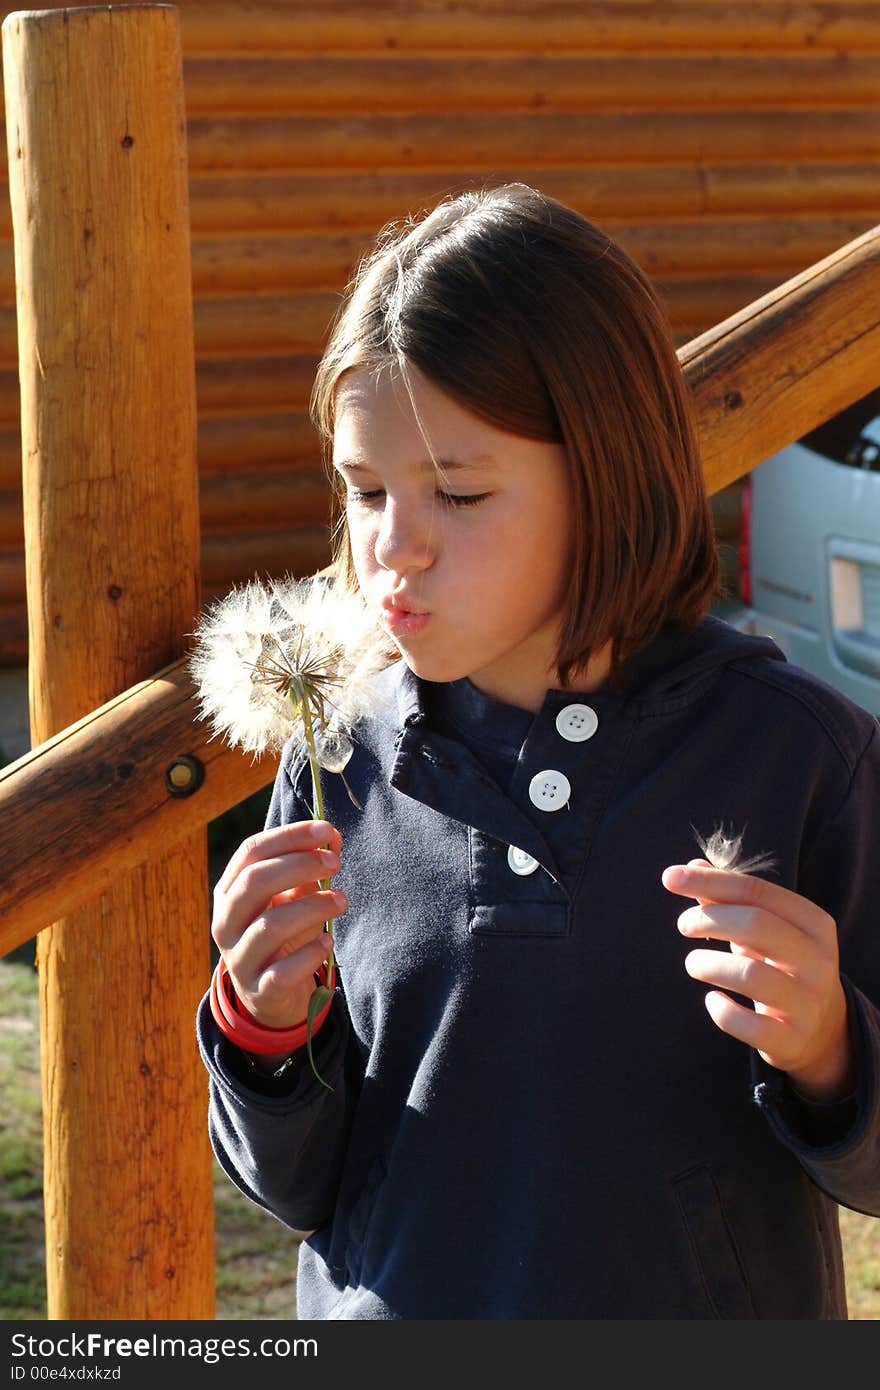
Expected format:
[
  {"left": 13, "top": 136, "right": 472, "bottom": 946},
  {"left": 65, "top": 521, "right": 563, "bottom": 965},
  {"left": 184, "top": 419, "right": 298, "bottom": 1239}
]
[
  {"left": 177, "top": 53, "right": 880, "bottom": 117},
  {"left": 3, "top": 4, "right": 214, "bottom": 1319},
  {"left": 4, "top": 2, "right": 880, "bottom": 58},
  {"left": 683, "top": 223, "right": 880, "bottom": 491},
  {"left": 171, "top": 1, "right": 880, "bottom": 57},
  {"left": 0, "top": 660, "right": 275, "bottom": 957},
  {"left": 1, "top": 106, "right": 877, "bottom": 176}
]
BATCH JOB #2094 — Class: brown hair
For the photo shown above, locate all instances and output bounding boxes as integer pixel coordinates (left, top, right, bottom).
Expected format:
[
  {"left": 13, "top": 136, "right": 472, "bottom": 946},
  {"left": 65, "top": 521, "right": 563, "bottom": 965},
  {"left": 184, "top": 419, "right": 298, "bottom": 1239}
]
[{"left": 310, "top": 182, "right": 722, "bottom": 688}]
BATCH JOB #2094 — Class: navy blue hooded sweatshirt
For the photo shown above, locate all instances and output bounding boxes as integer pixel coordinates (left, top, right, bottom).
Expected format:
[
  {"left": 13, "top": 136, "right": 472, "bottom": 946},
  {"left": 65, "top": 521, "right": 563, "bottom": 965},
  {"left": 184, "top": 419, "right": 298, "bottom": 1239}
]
[{"left": 197, "top": 615, "right": 880, "bottom": 1319}]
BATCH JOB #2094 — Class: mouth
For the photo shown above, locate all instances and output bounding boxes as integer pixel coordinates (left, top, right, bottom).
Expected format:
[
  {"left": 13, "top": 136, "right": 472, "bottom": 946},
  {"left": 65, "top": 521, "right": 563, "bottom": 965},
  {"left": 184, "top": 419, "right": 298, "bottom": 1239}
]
[
  {"left": 381, "top": 588, "right": 429, "bottom": 614},
  {"left": 380, "top": 594, "right": 431, "bottom": 637}
]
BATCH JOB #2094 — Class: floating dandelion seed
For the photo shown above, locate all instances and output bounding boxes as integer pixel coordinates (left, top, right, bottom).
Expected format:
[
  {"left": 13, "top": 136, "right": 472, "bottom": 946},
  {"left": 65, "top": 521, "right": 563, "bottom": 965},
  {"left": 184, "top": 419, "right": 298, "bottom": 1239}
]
[
  {"left": 691, "top": 822, "right": 777, "bottom": 877},
  {"left": 188, "top": 572, "right": 390, "bottom": 1086}
]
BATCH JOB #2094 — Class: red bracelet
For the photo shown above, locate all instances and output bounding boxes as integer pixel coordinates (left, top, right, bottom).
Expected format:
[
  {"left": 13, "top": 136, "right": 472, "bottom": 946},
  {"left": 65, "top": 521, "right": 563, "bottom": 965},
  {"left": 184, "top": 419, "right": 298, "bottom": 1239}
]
[{"left": 209, "top": 957, "right": 335, "bottom": 1056}]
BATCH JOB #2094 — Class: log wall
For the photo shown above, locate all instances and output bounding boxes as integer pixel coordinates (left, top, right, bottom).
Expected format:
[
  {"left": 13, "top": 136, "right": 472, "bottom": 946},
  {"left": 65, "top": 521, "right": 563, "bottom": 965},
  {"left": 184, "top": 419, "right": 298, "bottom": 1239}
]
[{"left": 2, "top": 0, "right": 879, "bottom": 666}]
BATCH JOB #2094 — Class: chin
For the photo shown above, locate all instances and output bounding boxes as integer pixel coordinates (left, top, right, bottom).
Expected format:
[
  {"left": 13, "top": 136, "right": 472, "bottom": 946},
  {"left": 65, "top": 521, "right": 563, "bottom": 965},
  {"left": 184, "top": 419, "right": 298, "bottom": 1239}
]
[{"left": 396, "top": 649, "right": 469, "bottom": 685}]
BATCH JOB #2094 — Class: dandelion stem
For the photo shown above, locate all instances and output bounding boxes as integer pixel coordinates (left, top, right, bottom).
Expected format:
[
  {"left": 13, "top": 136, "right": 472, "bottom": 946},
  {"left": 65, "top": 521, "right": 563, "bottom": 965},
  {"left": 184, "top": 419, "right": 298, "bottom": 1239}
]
[
  {"left": 300, "top": 690, "right": 336, "bottom": 979},
  {"left": 299, "top": 686, "right": 337, "bottom": 1092}
]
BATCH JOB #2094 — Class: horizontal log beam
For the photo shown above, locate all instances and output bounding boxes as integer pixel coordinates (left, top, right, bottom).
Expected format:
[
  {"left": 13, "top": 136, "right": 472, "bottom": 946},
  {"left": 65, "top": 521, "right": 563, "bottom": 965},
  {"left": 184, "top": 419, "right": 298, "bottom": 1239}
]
[
  {"left": 193, "top": 353, "right": 318, "bottom": 413},
  {"left": 176, "top": 1, "right": 880, "bottom": 57},
  {"left": 200, "top": 526, "right": 331, "bottom": 586},
  {"left": 0, "top": 661, "right": 276, "bottom": 957},
  {"left": 0, "top": 525, "right": 333, "bottom": 606},
  {"left": 180, "top": 107, "right": 880, "bottom": 173},
  {"left": 684, "top": 222, "right": 880, "bottom": 490},
  {"left": 3, "top": 221, "right": 878, "bottom": 949},
  {"left": 193, "top": 292, "right": 339, "bottom": 356},
  {"left": 196, "top": 411, "right": 318, "bottom": 473},
  {"left": 177, "top": 54, "right": 880, "bottom": 118},
  {"left": 3, "top": 2, "right": 878, "bottom": 58},
  {"left": 199, "top": 466, "right": 331, "bottom": 532}
]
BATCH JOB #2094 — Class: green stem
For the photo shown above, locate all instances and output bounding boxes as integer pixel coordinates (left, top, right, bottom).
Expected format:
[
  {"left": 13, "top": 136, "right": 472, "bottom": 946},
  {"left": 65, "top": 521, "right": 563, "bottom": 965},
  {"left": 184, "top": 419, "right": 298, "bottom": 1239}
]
[
  {"left": 300, "top": 694, "right": 335, "bottom": 973},
  {"left": 299, "top": 687, "right": 336, "bottom": 1091}
]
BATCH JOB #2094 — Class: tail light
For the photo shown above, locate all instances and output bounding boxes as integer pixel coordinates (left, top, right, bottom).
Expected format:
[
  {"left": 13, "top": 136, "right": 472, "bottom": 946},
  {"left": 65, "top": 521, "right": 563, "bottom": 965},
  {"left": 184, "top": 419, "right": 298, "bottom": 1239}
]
[{"left": 737, "top": 474, "right": 752, "bottom": 606}]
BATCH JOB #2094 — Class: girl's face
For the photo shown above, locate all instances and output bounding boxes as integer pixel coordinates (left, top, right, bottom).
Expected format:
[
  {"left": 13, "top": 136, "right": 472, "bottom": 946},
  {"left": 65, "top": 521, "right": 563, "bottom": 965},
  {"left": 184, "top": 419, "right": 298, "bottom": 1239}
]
[{"left": 332, "top": 365, "right": 603, "bottom": 712}]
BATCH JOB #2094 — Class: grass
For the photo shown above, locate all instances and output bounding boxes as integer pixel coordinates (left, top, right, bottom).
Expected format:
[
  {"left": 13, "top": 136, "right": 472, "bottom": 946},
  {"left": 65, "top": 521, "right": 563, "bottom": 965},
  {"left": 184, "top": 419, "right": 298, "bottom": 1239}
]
[
  {"left": 2, "top": 947, "right": 879, "bottom": 1320},
  {"left": 0, "top": 942, "right": 303, "bottom": 1322}
]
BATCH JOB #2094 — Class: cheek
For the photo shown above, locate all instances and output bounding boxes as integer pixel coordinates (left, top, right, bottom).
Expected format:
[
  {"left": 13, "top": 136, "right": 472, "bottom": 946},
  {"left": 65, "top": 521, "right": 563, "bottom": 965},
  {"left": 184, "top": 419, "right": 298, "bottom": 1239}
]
[{"left": 345, "top": 510, "right": 376, "bottom": 567}]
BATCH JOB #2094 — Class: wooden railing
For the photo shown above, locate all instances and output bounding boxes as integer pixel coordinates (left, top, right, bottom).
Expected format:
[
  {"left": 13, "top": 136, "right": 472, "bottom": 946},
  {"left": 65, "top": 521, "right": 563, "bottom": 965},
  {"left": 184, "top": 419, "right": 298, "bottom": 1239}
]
[{"left": 2, "top": 1, "right": 879, "bottom": 1322}]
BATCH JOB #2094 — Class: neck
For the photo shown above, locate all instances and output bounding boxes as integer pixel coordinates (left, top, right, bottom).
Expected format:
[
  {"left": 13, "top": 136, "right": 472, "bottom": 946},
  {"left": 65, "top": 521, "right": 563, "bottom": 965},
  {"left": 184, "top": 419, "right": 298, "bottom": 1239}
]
[{"left": 470, "top": 640, "right": 614, "bottom": 714}]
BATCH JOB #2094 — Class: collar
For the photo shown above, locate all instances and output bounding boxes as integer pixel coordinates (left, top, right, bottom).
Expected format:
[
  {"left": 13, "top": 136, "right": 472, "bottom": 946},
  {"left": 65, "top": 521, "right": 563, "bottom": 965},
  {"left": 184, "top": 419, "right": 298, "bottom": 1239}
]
[{"left": 383, "top": 614, "right": 785, "bottom": 733}]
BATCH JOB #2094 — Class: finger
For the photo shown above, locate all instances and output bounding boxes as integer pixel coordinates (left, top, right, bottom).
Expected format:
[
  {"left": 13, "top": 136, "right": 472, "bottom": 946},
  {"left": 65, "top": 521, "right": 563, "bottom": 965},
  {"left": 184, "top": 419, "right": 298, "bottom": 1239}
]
[
  {"left": 268, "top": 881, "right": 321, "bottom": 909},
  {"left": 261, "top": 929, "right": 336, "bottom": 989},
  {"left": 216, "top": 820, "right": 341, "bottom": 898},
  {"left": 238, "top": 929, "right": 336, "bottom": 1029},
  {"left": 661, "top": 863, "right": 833, "bottom": 942},
  {"left": 214, "top": 847, "right": 341, "bottom": 947},
  {"left": 263, "top": 920, "right": 336, "bottom": 970},
  {"left": 684, "top": 857, "right": 714, "bottom": 908},
  {"left": 229, "top": 888, "right": 347, "bottom": 980},
  {"left": 684, "top": 948, "right": 800, "bottom": 1017},
  {"left": 676, "top": 902, "right": 814, "bottom": 974},
  {"left": 701, "top": 989, "right": 789, "bottom": 1060}
]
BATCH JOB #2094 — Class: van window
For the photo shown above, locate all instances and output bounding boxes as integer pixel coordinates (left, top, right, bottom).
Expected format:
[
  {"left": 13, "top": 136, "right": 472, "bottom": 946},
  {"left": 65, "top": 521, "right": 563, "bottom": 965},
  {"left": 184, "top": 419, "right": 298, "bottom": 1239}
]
[{"left": 800, "top": 387, "right": 880, "bottom": 472}]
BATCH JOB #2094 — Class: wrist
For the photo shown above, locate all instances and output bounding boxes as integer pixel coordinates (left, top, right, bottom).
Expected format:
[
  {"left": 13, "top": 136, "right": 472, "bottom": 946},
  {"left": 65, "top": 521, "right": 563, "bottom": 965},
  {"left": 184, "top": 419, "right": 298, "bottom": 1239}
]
[
  {"left": 784, "top": 990, "right": 854, "bottom": 1104},
  {"left": 786, "top": 1038, "right": 855, "bottom": 1105},
  {"left": 209, "top": 959, "right": 334, "bottom": 1056}
]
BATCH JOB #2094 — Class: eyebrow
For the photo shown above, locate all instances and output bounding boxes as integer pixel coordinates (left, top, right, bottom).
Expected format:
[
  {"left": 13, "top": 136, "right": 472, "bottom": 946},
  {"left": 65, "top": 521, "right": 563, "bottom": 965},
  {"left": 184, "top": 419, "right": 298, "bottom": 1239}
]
[{"left": 334, "top": 454, "right": 498, "bottom": 475}]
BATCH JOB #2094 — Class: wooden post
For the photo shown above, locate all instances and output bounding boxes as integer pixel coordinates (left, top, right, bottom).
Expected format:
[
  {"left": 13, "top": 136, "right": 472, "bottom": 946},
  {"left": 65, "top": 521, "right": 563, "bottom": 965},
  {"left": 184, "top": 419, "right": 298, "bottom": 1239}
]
[{"left": 2, "top": 5, "right": 214, "bottom": 1317}]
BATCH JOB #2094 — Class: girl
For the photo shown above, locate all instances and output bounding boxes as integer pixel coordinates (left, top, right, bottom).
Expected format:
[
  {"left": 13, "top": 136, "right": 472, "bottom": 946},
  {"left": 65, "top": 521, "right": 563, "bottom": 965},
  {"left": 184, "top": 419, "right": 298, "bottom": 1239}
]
[{"left": 198, "top": 183, "right": 880, "bottom": 1319}]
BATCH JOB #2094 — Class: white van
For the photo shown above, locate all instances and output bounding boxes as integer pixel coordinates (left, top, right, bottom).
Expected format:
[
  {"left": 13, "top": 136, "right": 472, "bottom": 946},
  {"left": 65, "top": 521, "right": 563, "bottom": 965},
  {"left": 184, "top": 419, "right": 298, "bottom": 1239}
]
[{"left": 727, "top": 386, "right": 880, "bottom": 718}]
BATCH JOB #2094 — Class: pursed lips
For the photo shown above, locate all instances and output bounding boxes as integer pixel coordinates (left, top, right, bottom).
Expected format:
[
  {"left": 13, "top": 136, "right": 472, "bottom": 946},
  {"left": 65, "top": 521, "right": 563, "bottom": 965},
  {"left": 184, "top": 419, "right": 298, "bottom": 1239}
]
[{"left": 381, "top": 592, "right": 430, "bottom": 617}]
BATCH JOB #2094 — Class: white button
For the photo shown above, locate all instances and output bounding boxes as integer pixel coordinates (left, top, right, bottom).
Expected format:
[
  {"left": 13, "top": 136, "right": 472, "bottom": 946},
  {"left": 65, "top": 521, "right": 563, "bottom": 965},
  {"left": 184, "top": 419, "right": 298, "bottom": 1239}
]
[
  {"left": 528, "top": 769, "right": 571, "bottom": 812},
  {"left": 556, "top": 703, "right": 598, "bottom": 742},
  {"left": 507, "top": 845, "right": 540, "bottom": 876}
]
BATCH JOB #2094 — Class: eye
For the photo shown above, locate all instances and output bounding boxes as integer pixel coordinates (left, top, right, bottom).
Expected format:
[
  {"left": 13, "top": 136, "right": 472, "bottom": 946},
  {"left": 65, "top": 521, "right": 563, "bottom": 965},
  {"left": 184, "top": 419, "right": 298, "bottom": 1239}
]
[
  {"left": 438, "top": 491, "right": 492, "bottom": 508},
  {"left": 347, "top": 488, "right": 384, "bottom": 505},
  {"left": 347, "top": 488, "right": 492, "bottom": 509}
]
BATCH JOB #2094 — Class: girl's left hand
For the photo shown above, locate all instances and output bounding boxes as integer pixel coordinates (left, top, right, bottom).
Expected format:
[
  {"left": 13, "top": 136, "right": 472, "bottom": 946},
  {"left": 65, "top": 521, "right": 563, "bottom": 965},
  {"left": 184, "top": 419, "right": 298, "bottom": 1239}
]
[{"left": 661, "top": 858, "right": 854, "bottom": 1103}]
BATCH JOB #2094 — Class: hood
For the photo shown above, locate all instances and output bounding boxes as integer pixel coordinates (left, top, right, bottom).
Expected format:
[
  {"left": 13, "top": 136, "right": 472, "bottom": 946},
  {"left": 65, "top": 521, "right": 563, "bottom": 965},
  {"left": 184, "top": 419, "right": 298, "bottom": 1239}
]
[{"left": 605, "top": 613, "right": 786, "bottom": 706}]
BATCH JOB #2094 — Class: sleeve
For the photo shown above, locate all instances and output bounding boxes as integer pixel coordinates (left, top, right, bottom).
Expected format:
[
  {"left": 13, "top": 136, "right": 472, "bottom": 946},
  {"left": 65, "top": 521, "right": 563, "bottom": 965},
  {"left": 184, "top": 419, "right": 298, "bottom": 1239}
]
[
  {"left": 751, "top": 721, "right": 880, "bottom": 1217},
  {"left": 195, "top": 747, "right": 364, "bottom": 1233}
]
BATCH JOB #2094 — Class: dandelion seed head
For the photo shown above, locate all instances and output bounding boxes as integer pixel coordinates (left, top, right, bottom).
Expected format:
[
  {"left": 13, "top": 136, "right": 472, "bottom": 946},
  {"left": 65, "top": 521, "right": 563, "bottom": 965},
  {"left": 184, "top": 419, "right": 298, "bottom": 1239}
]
[{"left": 188, "top": 573, "right": 390, "bottom": 758}]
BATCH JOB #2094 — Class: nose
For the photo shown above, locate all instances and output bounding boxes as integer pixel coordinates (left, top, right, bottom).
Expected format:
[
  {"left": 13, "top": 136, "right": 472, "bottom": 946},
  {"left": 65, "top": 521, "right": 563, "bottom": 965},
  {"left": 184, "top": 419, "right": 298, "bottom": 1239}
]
[{"left": 372, "top": 495, "right": 436, "bottom": 575}]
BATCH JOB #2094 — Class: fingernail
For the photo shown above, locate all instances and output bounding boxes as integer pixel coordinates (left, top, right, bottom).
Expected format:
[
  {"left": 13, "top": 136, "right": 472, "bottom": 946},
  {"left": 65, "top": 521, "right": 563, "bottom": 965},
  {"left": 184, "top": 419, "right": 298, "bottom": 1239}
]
[{"left": 662, "top": 866, "right": 687, "bottom": 889}]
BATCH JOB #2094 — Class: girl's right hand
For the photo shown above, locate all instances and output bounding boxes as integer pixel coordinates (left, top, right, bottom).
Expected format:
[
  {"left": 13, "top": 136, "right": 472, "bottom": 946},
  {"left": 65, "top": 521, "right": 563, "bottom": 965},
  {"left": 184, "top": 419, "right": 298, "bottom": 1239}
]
[{"left": 211, "top": 819, "right": 347, "bottom": 1032}]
